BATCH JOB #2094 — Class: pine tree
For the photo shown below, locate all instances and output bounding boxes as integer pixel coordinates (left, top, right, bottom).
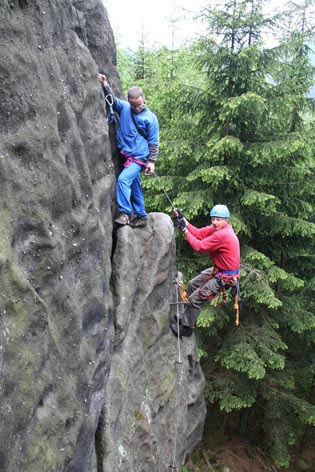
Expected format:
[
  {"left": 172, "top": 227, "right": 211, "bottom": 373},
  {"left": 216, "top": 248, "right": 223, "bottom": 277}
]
[
  {"left": 175, "top": 0, "right": 315, "bottom": 467},
  {"left": 115, "top": 0, "right": 315, "bottom": 466}
]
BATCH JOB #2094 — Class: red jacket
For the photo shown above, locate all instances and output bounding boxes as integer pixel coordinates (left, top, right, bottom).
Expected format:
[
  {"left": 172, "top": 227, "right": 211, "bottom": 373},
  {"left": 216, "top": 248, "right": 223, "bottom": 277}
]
[{"left": 185, "top": 222, "right": 240, "bottom": 271}]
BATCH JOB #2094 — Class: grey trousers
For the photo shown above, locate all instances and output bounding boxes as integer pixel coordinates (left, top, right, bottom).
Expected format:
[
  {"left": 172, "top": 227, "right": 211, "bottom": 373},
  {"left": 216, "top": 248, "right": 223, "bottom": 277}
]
[{"left": 181, "top": 268, "right": 221, "bottom": 327}]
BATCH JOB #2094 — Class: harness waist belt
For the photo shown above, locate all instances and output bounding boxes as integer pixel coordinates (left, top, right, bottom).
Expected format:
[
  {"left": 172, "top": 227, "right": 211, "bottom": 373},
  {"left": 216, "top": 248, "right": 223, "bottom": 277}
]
[
  {"left": 216, "top": 268, "right": 240, "bottom": 275},
  {"left": 120, "top": 150, "right": 147, "bottom": 168}
]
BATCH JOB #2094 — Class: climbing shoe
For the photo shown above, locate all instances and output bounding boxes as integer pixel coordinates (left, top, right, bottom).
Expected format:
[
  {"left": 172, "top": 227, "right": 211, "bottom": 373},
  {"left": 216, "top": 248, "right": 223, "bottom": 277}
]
[
  {"left": 171, "top": 313, "right": 182, "bottom": 324},
  {"left": 170, "top": 322, "right": 194, "bottom": 338},
  {"left": 115, "top": 212, "right": 130, "bottom": 225},
  {"left": 130, "top": 216, "right": 147, "bottom": 228}
]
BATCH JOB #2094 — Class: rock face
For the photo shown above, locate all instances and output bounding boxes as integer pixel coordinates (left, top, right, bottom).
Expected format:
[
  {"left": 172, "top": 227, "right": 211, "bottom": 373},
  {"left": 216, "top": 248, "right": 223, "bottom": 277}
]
[{"left": 0, "top": 1, "right": 206, "bottom": 471}]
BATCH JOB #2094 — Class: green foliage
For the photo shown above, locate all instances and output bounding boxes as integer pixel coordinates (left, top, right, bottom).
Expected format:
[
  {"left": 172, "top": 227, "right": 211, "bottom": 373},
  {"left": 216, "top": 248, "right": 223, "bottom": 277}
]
[
  {"left": 205, "top": 370, "right": 257, "bottom": 412},
  {"left": 264, "top": 392, "right": 315, "bottom": 467},
  {"left": 197, "top": 303, "right": 231, "bottom": 333},
  {"left": 115, "top": 0, "right": 315, "bottom": 467},
  {"left": 215, "top": 323, "right": 287, "bottom": 379}
]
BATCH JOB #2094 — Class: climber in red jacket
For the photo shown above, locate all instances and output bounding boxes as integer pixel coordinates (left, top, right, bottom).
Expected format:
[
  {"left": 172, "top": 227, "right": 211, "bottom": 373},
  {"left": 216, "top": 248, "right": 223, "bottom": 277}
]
[{"left": 171, "top": 204, "right": 240, "bottom": 337}]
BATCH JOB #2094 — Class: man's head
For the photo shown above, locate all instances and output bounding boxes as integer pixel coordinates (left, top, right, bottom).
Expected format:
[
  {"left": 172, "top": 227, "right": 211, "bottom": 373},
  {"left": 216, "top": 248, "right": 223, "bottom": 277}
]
[
  {"left": 210, "top": 204, "right": 230, "bottom": 230},
  {"left": 128, "top": 86, "right": 145, "bottom": 113}
]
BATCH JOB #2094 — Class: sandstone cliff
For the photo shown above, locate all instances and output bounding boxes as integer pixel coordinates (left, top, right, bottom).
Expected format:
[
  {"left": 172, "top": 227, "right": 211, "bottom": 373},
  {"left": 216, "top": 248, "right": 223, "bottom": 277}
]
[{"left": 0, "top": 1, "right": 206, "bottom": 471}]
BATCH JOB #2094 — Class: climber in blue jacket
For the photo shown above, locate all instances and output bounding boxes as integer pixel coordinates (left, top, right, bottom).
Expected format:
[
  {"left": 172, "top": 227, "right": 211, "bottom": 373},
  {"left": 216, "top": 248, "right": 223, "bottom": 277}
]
[{"left": 99, "top": 74, "right": 159, "bottom": 228}]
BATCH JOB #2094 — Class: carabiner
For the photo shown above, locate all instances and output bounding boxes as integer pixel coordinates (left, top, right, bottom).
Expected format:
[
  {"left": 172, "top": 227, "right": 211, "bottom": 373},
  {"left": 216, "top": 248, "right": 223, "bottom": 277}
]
[{"left": 105, "top": 94, "right": 114, "bottom": 106}]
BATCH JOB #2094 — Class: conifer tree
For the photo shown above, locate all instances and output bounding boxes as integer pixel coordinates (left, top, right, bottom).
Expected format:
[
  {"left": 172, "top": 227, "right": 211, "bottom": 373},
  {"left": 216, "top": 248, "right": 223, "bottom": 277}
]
[
  {"left": 115, "top": 0, "right": 315, "bottom": 466},
  {"left": 166, "top": 0, "right": 315, "bottom": 467}
]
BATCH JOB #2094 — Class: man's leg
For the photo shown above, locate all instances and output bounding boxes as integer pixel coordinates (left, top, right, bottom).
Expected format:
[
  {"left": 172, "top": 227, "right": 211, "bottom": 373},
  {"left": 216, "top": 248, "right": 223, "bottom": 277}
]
[
  {"left": 130, "top": 173, "right": 147, "bottom": 218},
  {"left": 171, "top": 268, "right": 221, "bottom": 337},
  {"left": 116, "top": 163, "right": 141, "bottom": 216},
  {"left": 183, "top": 274, "right": 221, "bottom": 327}
]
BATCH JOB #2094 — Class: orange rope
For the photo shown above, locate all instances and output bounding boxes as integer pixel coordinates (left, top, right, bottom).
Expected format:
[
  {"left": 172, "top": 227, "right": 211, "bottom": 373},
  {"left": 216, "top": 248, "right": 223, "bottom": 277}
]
[
  {"left": 179, "top": 283, "right": 188, "bottom": 302},
  {"left": 234, "top": 293, "right": 239, "bottom": 326}
]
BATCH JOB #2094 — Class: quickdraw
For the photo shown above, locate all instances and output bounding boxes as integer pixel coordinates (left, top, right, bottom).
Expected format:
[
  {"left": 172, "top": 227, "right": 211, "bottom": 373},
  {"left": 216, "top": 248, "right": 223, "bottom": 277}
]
[{"left": 105, "top": 93, "right": 118, "bottom": 125}]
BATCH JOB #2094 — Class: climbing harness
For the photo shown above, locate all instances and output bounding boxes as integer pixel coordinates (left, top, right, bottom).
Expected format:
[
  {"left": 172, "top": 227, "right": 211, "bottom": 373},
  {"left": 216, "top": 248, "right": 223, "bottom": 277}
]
[
  {"left": 119, "top": 150, "right": 147, "bottom": 169},
  {"left": 176, "top": 268, "right": 242, "bottom": 326},
  {"left": 197, "top": 267, "right": 241, "bottom": 325},
  {"left": 123, "top": 156, "right": 147, "bottom": 168},
  {"left": 169, "top": 280, "right": 184, "bottom": 471}
]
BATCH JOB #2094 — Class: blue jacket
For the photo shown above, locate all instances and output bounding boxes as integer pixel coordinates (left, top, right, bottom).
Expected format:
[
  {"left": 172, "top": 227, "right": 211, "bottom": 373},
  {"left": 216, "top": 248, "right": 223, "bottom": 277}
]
[{"left": 114, "top": 97, "right": 159, "bottom": 161}]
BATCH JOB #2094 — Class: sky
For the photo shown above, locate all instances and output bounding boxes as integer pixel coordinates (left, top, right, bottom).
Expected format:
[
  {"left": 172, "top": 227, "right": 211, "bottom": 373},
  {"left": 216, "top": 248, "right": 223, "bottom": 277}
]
[
  {"left": 102, "top": 0, "right": 288, "bottom": 50},
  {"left": 103, "top": 0, "right": 215, "bottom": 50}
]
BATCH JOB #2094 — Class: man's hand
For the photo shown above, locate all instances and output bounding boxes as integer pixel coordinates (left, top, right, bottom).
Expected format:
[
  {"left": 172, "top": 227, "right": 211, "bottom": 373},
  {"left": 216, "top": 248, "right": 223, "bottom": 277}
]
[
  {"left": 173, "top": 208, "right": 185, "bottom": 219},
  {"left": 99, "top": 73, "right": 106, "bottom": 85},
  {"left": 176, "top": 218, "right": 187, "bottom": 232},
  {"left": 173, "top": 208, "right": 187, "bottom": 231},
  {"left": 145, "top": 162, "right": 155, "bottom": 175},
  {"left": 173, "top": 208, "right": 188, "bottom": 231}
]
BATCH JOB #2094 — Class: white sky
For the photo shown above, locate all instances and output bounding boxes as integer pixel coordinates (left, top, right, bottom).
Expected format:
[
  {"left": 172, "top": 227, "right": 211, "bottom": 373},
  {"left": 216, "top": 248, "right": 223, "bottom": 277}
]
[
  {"left": 102, "top": 0, "right": 288, "bottom": 50},
  {"left": 103, "top": 0, "right": 213, "bottom": 49}
]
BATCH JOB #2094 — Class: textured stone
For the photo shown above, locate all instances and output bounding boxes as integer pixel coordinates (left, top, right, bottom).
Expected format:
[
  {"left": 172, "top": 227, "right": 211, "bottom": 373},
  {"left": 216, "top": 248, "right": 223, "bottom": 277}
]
[
  {"left": 0, "top": 1, "right": 206, "bottom": 471},
  {"left": 101, "top": 212, "right": 206, "bottom": 471}
]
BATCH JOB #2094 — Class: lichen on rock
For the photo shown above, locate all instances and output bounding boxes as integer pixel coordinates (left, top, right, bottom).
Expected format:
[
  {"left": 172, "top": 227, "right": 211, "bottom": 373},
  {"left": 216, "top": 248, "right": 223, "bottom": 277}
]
[{"left": 0, "top": 1, "right": 206, "bottom": 471}]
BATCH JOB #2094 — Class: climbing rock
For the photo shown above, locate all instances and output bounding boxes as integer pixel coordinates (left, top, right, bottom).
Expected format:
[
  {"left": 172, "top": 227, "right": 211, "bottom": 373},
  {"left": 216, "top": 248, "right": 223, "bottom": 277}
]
[
  {"left": 0, "top": 1, "right": 206, "bottom": 471},
  {"left": 101, "top": 213, "right": 206, "bottom": 471}
]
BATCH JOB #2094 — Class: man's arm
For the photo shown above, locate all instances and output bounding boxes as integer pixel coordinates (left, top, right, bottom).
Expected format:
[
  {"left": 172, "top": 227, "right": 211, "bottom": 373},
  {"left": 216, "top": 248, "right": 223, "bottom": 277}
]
[
  {"left": 186, "top": 223, "right": 215, "bottom": 239},
  {"left": 144, "top": 144, "right": 158, "bottom": 174},
  {"left": 147, "top": 144, "right": 158, "bottom": 163},
  {"left": 98, "top": 74, "right": 111, "bottom": 95},
  {"left": 185, "top": 230, "right": 222, "bottom": 253},
  {"left": 145, "top": 116, "right": 159, "bottom": 173}
]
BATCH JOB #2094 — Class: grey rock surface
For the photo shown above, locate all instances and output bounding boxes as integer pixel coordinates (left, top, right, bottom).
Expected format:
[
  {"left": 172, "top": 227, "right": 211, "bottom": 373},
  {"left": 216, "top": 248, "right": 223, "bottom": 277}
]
[
  {"left": 0, "top": 1, "right": 206, "bottom": 471},
  {"left": 101, "top": 213, "right": 206, "bottom": 471}
]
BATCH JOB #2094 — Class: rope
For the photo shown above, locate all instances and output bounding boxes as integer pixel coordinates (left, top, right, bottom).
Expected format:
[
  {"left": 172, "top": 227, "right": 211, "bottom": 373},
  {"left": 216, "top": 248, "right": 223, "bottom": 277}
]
[
  {"left": 234, "top": 281, "right": 242, "bottom": 326},
  {"left": 152, "top": 172, "right": 175, "bottom": 209},
  {"left": 169, "top": 283, "right": 184, "bottom": 471}
]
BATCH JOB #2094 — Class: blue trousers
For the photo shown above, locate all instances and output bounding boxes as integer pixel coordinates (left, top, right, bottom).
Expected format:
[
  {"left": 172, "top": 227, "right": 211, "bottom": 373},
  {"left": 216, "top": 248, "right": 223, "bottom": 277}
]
[{"left": 116, "top": 162, "right": 147, "bottom": 217}]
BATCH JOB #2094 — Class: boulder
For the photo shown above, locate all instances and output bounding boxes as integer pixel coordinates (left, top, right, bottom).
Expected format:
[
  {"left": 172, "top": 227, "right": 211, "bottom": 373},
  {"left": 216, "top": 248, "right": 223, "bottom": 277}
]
[{"left": 0, "top": 1, "right": 206, "bottom": 471}]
